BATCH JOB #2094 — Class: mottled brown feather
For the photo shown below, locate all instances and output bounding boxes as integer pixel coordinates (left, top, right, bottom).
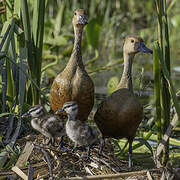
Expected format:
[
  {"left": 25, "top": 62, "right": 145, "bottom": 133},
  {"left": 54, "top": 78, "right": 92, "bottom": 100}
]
[{"left": 50, "top": 9, "right": 94, "bottom": 121}]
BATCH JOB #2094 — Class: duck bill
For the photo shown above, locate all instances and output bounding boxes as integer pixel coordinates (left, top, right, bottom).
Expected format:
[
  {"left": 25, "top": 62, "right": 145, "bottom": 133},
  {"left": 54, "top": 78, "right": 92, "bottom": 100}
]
[
  {"left": 77, "top": 15, "right": 88, "bottom": 25},
  {"left": 137, "top": 41, "right": 153, "bottom": 54},
  {"left": 55, "top": 108, "right": 65, "bottom": 114},
  {"left": 22, "top": 112, "right": 30, "bottom": 118}
]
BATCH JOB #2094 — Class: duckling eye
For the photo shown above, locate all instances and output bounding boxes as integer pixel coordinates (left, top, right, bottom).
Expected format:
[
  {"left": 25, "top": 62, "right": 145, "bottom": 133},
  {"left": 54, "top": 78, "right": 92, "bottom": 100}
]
[
  {"left": 131, "top": 39, "right": 134, "bottom": 43},
  {"left": 74, "top": 12, "right": 77, "bottom": 15}
]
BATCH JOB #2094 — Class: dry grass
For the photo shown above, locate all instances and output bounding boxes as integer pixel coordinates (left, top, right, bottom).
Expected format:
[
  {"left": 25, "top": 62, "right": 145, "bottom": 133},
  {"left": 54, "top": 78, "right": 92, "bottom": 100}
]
[{"left": 0, "top": 134, "right": 165, "bottom": 179}]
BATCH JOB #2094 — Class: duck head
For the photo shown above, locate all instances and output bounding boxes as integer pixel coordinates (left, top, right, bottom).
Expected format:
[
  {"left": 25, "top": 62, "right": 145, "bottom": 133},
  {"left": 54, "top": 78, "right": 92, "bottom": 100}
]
[
  {"left": 72, "top": 9, "right": 88, "bottom": 28},
  {"left": 123, "top": 35, "right": 153, "bottom": 55},
  {"left": 22, "top": 105, "right": 45, "bottom": 118},
  {"left": 56, "top": 101, "right": 78, "bottom": 119}
]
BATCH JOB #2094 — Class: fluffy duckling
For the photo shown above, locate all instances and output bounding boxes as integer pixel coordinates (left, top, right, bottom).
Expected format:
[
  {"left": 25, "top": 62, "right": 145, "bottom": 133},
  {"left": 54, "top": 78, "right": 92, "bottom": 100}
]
[
  {"left": 22, "top": 105, "right": 65, "bottom": 145},
  {"left": 56, "top": 101, "right": 98, "bottom": 158}
]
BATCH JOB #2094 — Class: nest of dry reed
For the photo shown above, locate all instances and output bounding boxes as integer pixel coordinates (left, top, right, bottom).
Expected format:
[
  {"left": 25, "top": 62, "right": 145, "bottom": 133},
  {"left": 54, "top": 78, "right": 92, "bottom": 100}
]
[{"left": 0, "top": 134, "right": 167, "bottom": 180}]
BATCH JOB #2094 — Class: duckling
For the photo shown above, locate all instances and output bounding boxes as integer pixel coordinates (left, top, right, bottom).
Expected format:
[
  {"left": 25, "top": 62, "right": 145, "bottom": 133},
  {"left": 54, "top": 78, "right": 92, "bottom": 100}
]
[
  {"left": 50, "top": 9, "right": 94, "bottom": 122},
  {"left": 22, "top": 105, "right": 65, "bottom": 145},
  {"left": 94, "top": 35, "right": 152, "bottom": 168},
  {"left": 56, "top": 101, "right": 98, "bottom": 158}
]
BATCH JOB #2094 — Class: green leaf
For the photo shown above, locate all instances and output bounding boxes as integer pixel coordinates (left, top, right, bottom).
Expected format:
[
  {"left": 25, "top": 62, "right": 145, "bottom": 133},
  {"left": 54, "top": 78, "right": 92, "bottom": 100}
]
[
  {"left": 107, "top": 76, "right": 119, "bottom": 94},
  {"left": 19, "top": 48, "right": 27, "bottom": 106},
  {"left": 0, "top": 149, "right": 8, "bottom": 169},
  {"left": 54, "top": 1, "right": 65, "bottom": 36},
  {"left": 156, "top": 42, "right": 180, "bottom": 119},
  {"left": 0, "top": 52, "right": 6, "bottom": 59},
  {"left": 153, "top": 42, "right": 162, "bottom": 143},
  {"left": 44, "top": 35, "right": 67, "bottom": 47},
  {"left": 134, "top": 137, "right": 153, "bottom": 155},
  {"left": 85, "top": 18, "right": 102, "bottom": 49},
  {"left": 0, "top": 112, "right": 12, "bottom": 117}
]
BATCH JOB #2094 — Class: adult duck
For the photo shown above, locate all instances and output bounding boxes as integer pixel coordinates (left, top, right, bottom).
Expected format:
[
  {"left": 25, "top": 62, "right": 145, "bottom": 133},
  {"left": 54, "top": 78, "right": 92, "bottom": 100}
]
[
  {"left": 50, "top": 9, "right": 94, "bottom": 122},
  {"left": 94, "top": 35, "right": 152, "bottom": 168}
]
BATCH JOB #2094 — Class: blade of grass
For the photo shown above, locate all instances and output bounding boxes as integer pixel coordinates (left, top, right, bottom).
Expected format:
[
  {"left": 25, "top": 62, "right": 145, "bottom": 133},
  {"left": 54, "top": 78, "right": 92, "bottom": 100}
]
[
  {"left": 21, "top": 0, "right": 36, "bottom": 104},
  {"left": 1, "top": 19, "right": 15, "bottom": 112},
  {"left": 156, "top": 0, "right": 171, "bottom": 165},
  {"left": 9, "top": 48, "right": 27, "bottom": 148},
  {"left": 153, "top": 42, "right": 162, "bottom": 144},
  {"left": 14, "top": 0, "right": 21, "bottom": 18},
  {"left": 161, "top": 0, "right": 171, "bottom": 165},
  {"left": 54, "top": 1, "right": 65, "bottom": 36},
  {"left": 156, "top": 42, "right": 180, "bottom": 118},
  {"left": 32, "top": 0, "right": 45, "bottom": 103},
  {"left": 118, "top": 126, "right": 155, "bottom": 155},
  {"left": 0, "top": 24, "right": 11, "bottom": 51},
  {"left": 5, "top": 55, "right": 48, "bottom": 102},
  {"left": 5, "top": 35, "right": 18, "bottom": 143},
  {"left": 5, "top": 0, "right": 13, "bottom": 19}
]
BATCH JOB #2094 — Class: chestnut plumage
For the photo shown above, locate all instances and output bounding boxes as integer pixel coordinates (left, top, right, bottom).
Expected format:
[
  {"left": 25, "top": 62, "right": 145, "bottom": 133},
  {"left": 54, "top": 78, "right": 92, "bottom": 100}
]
[{"left": 50, "top": 9, "right": 94, "bottom": 122}]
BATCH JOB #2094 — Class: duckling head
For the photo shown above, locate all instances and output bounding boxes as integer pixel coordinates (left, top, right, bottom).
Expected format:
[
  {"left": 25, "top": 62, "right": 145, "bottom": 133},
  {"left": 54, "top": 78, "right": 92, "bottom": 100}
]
[
  {"left": 123, "top": 35, "right": 153, "bottom": 55},
  {"left": 56, "top": 101, "right": 78, "bottom": 119},
  {"left": 22, "top": 105, "right": 45, "bottom": 118},
  {"left": 72, "top": 9, "right": 88, "bottom": 28}
]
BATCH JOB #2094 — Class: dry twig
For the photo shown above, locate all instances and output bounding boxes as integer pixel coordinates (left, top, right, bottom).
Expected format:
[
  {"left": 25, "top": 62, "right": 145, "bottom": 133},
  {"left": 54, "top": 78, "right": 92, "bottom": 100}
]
[
  {"left": 155, "top": 113, "right": 178, "bottom": 167},
  {"left": 61, "top": 168, "right": 162, "bottom": 180},
  {"left": 33, "top": 144, "right": 53, "bottom": 180}
]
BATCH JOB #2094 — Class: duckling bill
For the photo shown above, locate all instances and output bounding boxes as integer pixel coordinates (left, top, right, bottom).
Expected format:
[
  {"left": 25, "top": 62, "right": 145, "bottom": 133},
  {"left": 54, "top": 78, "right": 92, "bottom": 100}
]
[
  {"left": 22, "top": 105, "right": 65, "bottom": 145},
  {"left": 56, "top": 101, "right": 98, "bottom": 158}
]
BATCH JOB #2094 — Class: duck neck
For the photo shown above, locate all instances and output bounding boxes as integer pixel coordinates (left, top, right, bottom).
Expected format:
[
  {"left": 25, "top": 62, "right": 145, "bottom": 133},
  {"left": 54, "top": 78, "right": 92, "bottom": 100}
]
[
  {"left": 67, "top": 114, "right": 76, "bottom": 122},
  {"left": 117, "top": 53, "right": 134, "bottom": 93},
  {"left": 68, "top": 26, "right": 84, "bottom": 69}
]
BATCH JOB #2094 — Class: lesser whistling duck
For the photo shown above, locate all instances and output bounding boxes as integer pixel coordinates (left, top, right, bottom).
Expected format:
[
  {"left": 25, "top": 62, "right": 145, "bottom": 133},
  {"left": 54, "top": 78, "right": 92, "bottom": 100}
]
[
  {"left": 22, "top": 105, "right": 65, "bottom": 145},
  {"left": 50, "top": 9, "right": 94, "bottom": 122},
  {"left": 56, "top": 101, "right": 98, "bottom": 158},
  {"left": 94, "top": 35, "right": 152, "bottom": 168}
]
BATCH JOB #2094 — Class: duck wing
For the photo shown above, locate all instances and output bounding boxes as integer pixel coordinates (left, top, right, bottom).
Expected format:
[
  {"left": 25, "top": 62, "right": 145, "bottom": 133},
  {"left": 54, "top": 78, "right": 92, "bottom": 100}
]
[{"left": 42, "top": 115, "right": 65, "bottom": 137}]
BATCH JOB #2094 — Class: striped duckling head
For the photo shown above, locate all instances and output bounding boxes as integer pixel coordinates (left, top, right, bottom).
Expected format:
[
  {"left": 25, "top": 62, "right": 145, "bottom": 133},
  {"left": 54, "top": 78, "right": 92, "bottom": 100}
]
[
  {"left": 56, "top": 101, "right": 78, "bottom": 119},
  {"left": 22, "top": 105, "right": 45, "bottom": 118}
]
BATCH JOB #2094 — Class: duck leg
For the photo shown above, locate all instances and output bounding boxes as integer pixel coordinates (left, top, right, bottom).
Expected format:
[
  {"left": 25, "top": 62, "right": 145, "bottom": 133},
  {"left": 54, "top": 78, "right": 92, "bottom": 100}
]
[
  {"left": 59, "top": 136, "right": 70, "bottom": 151},
  {"left": 80, "top": 144, "right": 92, "bottom": 159},
  {"left": 119, "top": 140, "right": 129, "bottom": 155},
  {"left": 43, "top": 137, "right": 51, "bottom": 145},
  {"left": 98, "top": 137, "right": 105, "bottom": 155},
  {"left": 87, "top": 144, "right": 93, "bottom": 158},
  {"left": 111, "top": 138, "right": 122, "bottom": 152},
  {"left": 128, "top": 141, "right": 133, "bottom": 168},
  {"left": 76, "top": 146, "right": 86, "bottom": 152},
  {"left": 59, "top": 136, "right": 64, "bottom": 149},
  {"left": 72, "top": 143, "right": 77, "bottom": 153}
]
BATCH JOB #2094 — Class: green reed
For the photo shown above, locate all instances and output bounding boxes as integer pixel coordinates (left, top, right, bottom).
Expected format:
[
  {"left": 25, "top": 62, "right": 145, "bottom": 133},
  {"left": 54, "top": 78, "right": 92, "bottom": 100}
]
[
  {"left": 154, "top": 0, "right": 176, "bottom": 165},
  {"left": 0, "top": 0, "right": 45, "bottom": 169}
]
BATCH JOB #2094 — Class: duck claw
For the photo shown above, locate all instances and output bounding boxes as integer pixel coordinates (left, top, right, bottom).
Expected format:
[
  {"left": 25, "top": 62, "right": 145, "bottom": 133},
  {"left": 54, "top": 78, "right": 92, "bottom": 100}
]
[
  {"left": 79, "top": 154, "right": 90, "bottom": 160},
  {"left": 59, "top": 146, "right": 71, "bottom": 151},
  {"left": 76, "top": 146, "right": 87, "bottom": 152}
]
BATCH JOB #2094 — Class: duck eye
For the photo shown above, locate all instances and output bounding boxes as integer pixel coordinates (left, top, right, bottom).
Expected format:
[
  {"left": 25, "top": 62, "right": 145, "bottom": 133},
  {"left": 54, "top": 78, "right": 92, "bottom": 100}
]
[
  {"left": 74, "top": 12, "right": 77, "bottom": 15},
  {"left": 131, "top": 39, "right": 134, "bottom": 43}
]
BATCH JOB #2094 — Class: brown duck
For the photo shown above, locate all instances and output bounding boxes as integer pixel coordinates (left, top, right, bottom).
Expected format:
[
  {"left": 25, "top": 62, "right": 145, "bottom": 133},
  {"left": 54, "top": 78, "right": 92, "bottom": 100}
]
[
  {"left": 50, "top": 9, "right": 94, "bottom": 121},
  {"left": 94, "top": 35, "right": 152, "bottom": 168}
]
